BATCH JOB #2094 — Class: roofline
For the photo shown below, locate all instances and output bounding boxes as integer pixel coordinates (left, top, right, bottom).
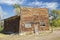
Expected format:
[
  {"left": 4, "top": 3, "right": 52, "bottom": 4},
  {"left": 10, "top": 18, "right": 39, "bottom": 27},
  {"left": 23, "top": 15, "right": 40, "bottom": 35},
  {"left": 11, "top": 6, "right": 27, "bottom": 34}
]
[{"left": 4, "top": 15, "right": 20, "bottom": 21}]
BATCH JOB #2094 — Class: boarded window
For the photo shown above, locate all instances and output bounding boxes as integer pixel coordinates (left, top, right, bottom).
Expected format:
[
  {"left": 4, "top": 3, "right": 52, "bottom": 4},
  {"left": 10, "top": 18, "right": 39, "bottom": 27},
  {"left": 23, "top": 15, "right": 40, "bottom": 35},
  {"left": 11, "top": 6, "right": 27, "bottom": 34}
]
[
  {"left": 25, "top": 23, "right": 31, "bottom": 28},
  {"left": 40, "top": 21, "right": 45, "bottom": 27}
]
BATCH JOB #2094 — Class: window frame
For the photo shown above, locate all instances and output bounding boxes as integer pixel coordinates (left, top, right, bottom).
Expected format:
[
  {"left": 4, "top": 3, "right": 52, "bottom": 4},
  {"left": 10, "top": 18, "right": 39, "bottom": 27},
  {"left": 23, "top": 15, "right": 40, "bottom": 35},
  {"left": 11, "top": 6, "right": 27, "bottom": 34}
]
[
  {"left": 25, "top": 22, "right": 32, "bottom": 28},
  {"left": 40, "top": 21, "right": 46, "bottom": 27}
]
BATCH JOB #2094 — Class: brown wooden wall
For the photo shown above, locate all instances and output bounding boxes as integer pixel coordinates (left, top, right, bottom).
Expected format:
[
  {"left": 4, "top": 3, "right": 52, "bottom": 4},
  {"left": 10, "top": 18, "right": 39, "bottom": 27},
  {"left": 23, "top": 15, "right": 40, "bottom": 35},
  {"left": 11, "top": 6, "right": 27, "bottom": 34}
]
[
  {"left": 20, "top": 7, "right": 49, "bottom": 32},
  {"left": 3, "top": 16, "right": 20, "bottom": 33}
]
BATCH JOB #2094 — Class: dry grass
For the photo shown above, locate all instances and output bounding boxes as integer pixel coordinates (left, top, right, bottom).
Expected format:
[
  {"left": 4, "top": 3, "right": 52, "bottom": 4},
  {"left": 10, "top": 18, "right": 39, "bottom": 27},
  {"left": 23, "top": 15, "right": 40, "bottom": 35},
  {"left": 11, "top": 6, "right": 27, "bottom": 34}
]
[
  {"left": 0, "top": 33, "right": 9, "bottom": 37},
  {"left": 0, "top": 27, "right": 60, "bottom": 40},
  {"left": 0, "top": 31, "right": 60, "bottom": 40}
]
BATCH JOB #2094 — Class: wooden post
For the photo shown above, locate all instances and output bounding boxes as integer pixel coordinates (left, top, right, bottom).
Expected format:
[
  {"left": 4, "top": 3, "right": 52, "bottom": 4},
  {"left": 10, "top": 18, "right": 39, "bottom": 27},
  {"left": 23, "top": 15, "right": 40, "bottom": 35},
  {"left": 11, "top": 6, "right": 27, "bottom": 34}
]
[{"left": 19, "top": 6, "right": 21, "bottom": 34}]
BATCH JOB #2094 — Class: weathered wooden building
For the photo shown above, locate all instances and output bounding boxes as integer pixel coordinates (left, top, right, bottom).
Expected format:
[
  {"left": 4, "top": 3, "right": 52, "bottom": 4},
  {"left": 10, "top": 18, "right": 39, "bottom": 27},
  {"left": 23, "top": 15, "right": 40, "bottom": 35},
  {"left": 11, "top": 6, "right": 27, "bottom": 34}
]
[{"left": 3, "top": 7, "right": 49, "bottom": 33}]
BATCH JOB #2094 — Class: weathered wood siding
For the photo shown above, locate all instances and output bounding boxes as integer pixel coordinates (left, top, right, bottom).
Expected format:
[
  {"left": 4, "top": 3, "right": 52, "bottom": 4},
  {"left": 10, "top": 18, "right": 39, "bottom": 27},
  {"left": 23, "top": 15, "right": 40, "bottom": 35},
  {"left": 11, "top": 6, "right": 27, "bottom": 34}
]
[
  {"left": 3, "top": 16, "right": 20, "bottom": 33},
  {"left": 20, "top": 7, "right": 49, "bottom": 32}
]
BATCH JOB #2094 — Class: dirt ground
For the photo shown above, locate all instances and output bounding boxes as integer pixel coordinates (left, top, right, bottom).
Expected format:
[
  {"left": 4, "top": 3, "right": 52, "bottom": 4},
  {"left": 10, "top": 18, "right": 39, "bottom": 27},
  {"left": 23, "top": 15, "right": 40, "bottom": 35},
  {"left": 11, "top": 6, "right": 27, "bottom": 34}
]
[{"left": 0, "top": 31, "right": 60, "bottom": 40}]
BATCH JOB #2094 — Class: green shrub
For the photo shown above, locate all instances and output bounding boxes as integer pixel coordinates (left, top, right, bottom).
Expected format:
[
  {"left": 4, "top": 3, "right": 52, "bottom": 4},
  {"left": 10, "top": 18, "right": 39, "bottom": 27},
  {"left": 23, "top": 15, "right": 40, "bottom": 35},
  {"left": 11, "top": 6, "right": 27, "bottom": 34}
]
[{"left": 0, "top": 27, "right": 3, "bottom": 32}]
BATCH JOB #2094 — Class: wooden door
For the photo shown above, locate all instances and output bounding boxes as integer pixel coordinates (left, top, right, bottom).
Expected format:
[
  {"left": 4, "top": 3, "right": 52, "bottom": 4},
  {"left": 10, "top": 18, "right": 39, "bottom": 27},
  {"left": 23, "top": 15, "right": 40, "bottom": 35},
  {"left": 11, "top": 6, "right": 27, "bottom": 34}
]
[{"left": 33, "top": 23, "right": 39, "bottom": 34}]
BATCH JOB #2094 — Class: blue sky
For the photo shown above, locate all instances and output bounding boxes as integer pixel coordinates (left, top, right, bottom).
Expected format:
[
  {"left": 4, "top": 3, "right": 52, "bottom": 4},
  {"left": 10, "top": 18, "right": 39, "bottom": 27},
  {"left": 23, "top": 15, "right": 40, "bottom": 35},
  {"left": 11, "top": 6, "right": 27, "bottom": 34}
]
[{"left": 0, "top": 0, "right": 60, "bottom": 19}]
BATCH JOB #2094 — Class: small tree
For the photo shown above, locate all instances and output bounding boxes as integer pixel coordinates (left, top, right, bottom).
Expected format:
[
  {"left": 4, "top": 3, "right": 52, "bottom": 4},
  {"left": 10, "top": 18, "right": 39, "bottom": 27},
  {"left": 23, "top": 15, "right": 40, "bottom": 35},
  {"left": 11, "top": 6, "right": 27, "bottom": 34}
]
[
  {"left": 0, "top": 7, "right": 4, "bottom": 32},
  {"left": 50, "top": 10, "right": 60, "bottom": 32},
  {"left": 13, "top": 4, "right": 21, "bottom": 16}
]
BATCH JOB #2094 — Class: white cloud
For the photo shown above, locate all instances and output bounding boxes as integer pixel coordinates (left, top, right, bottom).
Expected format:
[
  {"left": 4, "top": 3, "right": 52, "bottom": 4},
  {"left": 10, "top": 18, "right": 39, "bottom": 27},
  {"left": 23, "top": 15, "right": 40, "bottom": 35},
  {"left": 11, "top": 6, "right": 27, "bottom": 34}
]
[
  {"left": 45, "top": 2, "right": 58, "bottom": 9},
  {"left": 0, "top": 6, "right": 7, "bottom": 19},
  {"left": 28, "top": 1, "right": 58, "bottom": 10},
  {"left": 0, "top": 0, "right": 58, "bottom": 9},
  {"left": 0, "top": 0, "right": 26, "bottom": 5}
]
